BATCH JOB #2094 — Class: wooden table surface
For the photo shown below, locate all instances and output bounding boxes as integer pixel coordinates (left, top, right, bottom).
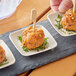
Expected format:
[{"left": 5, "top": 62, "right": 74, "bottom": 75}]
[
  {"left": 0, "top": 0, "right": 76, "bottom": 76},
  {"left": 0, "top": 0, "right": 50, "bottom": 35},
  {"left": 29, "top": 54, "right": 76, "bottom": 76}
]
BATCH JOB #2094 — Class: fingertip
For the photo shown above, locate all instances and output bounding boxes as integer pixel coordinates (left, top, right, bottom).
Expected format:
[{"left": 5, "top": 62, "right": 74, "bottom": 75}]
[
  {"left": 51, "top": 6, "right": 59, "bottom": 12},
  {"left": 58, "top": 0, "right": 73, "bottom": 13},
  {"left": 50, "top": 0, "right": 62, "bottom": 12},
  {"left": 58, "top": 7, "right": 66, "bottom": 13}
]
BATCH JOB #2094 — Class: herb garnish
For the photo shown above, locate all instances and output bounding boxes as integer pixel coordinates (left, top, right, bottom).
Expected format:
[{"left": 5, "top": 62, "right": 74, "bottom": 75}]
[
  {"left": 0, "top": 59, "right": 9, "bottom": 66},
  {"left": 66, "top": 29, "right": 76, "bottom": 33},
  {"left": 18, "top": 36, "right": 49, "bottom": 52},
  {"left": 55, "top": 14, "right": 63, "bottom": 29},
  {"left": 22, "top": 46, "right": 29, "bottom": 52},
  {"left": 18, "top": 36, "right": 22, "bottom": 43}
]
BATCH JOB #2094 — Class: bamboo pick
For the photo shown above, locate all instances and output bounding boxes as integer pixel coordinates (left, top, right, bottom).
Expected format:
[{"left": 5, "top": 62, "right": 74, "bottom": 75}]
[
  {"left": 72, "top": 0, "right": 76, "bottom": 13},
  {"left": 31, "top": 9, "right": 37, "bottom": 32}
]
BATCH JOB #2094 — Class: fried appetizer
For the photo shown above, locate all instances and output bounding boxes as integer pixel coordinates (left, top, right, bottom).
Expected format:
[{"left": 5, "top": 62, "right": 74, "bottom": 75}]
[
  {"left": 61, "top": 9, "right": 76, "bottom": 31},
  {"left": 22, "top": 26, "right": 45, "bottom": 50},
  {"left": 0, "top": 46, "right": 6, "bottom": 63}
]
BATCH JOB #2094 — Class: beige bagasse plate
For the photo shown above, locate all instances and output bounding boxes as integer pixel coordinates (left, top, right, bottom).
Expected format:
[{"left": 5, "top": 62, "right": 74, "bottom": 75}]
[
  {"left": 9, "top": 25, "right": 57, "bottom": 56},
  {"left": 47, "top": 12, "right": 76, "bottom": 36},
  {"left": 0, "top": 40, "right": 15, "bottom": 69}
]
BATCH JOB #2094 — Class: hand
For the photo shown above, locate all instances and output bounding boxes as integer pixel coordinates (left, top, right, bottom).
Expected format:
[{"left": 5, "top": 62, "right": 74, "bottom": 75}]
[{"left": 50, "top": 0, "right": 73, "bottom": 13}]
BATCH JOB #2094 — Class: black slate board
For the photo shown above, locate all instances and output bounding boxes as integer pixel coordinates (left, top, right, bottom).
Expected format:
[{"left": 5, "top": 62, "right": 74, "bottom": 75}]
[{"left": 0, "top": 20, "right": 76, "bottom": 76}]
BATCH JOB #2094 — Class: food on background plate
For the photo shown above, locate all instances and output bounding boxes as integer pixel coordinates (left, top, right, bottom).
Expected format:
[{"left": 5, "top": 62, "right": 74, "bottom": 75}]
[
  {"left": 61, "top": 9, "right": 76, "bottom": 31},
  {"left": 55, "top": 9, "right": 76, "bottom": 35},
  {"left": 0, "top": 46, "right": 8, "bottom": 66},
  {"left": 18, "top": 26, "right": 49, "bottom": 52},
  {"left": 0, "top": 46, "right": 5, "bottom": 63}
]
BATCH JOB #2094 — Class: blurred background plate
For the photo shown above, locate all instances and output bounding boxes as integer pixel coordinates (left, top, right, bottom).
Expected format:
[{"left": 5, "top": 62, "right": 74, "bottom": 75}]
[{"left": 0, "top": 0, "right": 22, "bottom": 20}]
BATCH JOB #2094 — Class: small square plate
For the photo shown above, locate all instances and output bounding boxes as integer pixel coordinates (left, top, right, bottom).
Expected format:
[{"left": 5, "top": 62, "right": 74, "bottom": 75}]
[
  {"left": 47, "top": 12, "right": 76, "bottom": 36},
  {"left": 9, "top": 25, "right": 57, "bottom": 56},
  {"left": 0, "top": 40, "right": 15, "bottom": 69}
]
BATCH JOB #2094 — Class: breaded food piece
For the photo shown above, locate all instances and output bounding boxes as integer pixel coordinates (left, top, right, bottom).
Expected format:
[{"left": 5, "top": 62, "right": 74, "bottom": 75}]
[
  {"left": 61, "top": 9, "right": 76, "bottom": 31},
  {"left": 22, "top": 26, "right": 45, "bottom": 50},
  {"left": 0, "top": 46, "right": 5, "bottom": 63}
]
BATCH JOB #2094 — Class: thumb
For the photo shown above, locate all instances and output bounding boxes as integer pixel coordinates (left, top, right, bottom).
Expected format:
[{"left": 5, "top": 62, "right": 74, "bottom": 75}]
[{"left": 58, "top": 0, "right": 73, "bottom": 13}]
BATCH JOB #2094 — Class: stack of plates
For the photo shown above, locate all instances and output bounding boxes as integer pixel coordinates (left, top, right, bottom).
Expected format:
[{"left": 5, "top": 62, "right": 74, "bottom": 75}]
[{"left": 0, "top": 0, "right": 22, "bottom": 19}]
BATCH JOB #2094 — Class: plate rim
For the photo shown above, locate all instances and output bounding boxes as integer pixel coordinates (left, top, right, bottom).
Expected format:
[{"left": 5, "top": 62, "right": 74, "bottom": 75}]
[{"left": 0, "top": 39, "right": 16, "bottom": 69}]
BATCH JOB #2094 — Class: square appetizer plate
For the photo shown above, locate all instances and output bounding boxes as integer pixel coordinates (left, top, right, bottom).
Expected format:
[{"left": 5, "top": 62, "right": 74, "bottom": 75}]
[
  {"left": 9, "top": 25, "right": 57, "bottom": 56},
  {"left": 47, "top": 12, "right": 76, "bottom": 36},
  {"left": 0, "top": 40, "right": 15, "bottom": 69}
]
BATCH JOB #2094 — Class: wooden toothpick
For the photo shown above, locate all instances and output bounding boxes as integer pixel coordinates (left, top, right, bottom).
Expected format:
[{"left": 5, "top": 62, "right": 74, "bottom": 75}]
[
  {"left": 72, "top": 0, "right": 76, "bottom": 13},
  {"left": 31, "top": 9, "right": 37, "bottom": 32}
]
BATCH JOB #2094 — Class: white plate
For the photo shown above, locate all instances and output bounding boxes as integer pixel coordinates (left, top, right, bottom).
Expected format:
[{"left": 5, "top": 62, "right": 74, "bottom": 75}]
[
  {"left": 0, "top": 40, "right": 15, "bottom": 69},
  {"left": 0, "top": 0, "right": 22, "bottom": 20},
  {"left": 9, "top": 25, "right": 57, "bottom": 56},
  {"left": 47, "top": 12, "right": 76, "bottom": 36}
]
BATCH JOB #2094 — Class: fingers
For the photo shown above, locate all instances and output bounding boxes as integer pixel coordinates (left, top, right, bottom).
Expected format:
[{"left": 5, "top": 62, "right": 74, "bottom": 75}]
[
  {"left": 59, "top": 0, "right": 73, "bottom": 13},
  {"left": 50, "top": 0, "right": 62, "bottom": 11}
]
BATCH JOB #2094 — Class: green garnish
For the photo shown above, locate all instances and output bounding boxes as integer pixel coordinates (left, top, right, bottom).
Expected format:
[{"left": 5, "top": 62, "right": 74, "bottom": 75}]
[
  {"left": 22, "top": 46, "right": 29, "bottom": 52},
  {"left": 66, "top": 29, "right": 70, "bottom": 32},
  {"left": 0, "top": 59, "right": 9, "bottom": 67},
  {"left": 66, "top": 29, "right": 76, "bottom": 34},
  {"left": 55, "top": 14, "right": 63, "bottom": 29},
  {"left": 18, "top": 36, "right": 29, "bottom": 52},
  {"left": 18, "top": 36, "right": 22, "bottom": 43},
  {"left": 44, "top": 37, "right": 48, "bottom": 40},
  {"left": 18, "top": 36, "right": 49, "bottom": 52},
  {"left": 66, "top": 29, "right": 76, "bottom": 33},
  {"left": 58, "top": 14, "right": 62, "bottom": 20}
]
